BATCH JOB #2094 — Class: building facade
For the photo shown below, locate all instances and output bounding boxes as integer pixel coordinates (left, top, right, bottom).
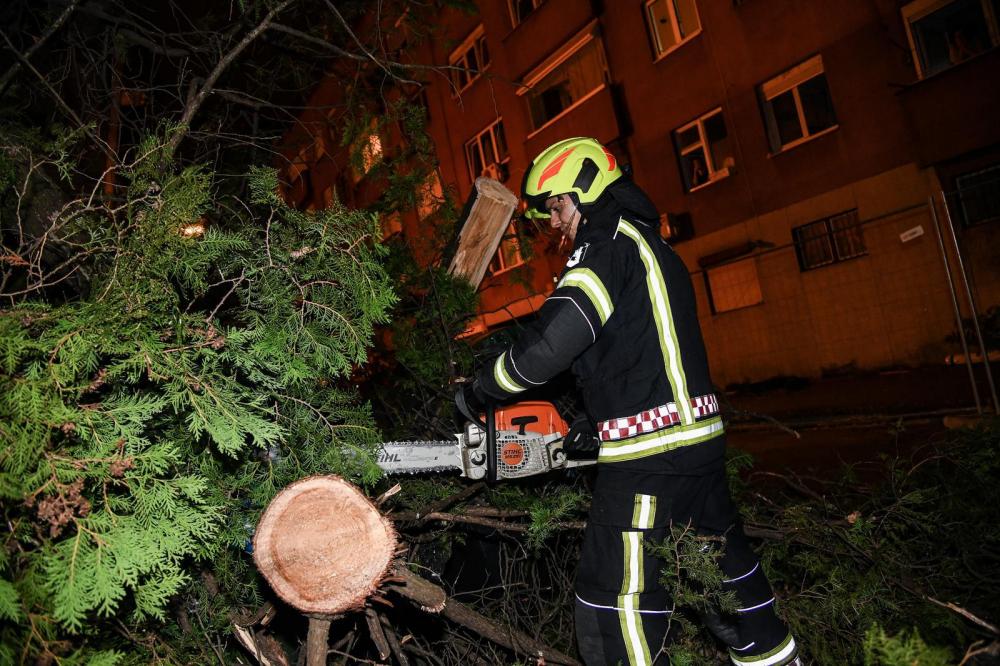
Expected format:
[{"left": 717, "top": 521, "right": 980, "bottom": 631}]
[{"left": 283, "top": 0, "right": 1000, "bottom": 386}]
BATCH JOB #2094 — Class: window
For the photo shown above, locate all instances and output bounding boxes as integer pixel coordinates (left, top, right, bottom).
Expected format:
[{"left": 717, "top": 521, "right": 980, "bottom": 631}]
[
  {"left": 465, "top": 119, "right": 510, "bottom": 182},
  {"left": 902, "top": 0, "right": 1000, "bottom": 79},
  {"left": 350, "top": 120, "right": 383, "bottom": 183},
  {"left": 361, "top": 134, "right": 382, "bottom": 173},
  {"left": 759, "top": 55, "right": 837, "bottom": 153},
  {"left": 952, "top": 164, "right": 1000, "bottom": 226},
  {"left": 522, "top": 25, "right": 609, "bottom": 131},
  {"left": 449, "top": 26, "right": 490, "bottom": 92},
  {"left": 416, "top": 169, "right": 444, "bottom": 220},
  {"left": 509, "top": 0, "right": 545, "bottom": 26},
  {"left": 792, "top": 210, "right": 866, "bottom": 271},
  {"left": 644, "top": 0, "right": 702, "bottom": 57},
  {"left": 488, "top": 221, "right": 525, "bottom": 275},
  {"left": 673, "top": 108, "right": 735, "bottom": 192},
  {"left": 705, "top": 259, "right": 763, "bottom": 314}
]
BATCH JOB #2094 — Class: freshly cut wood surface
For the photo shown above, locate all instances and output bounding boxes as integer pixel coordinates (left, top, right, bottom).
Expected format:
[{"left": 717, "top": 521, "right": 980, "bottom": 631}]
[
  {"left": 253, "top": 475, "right": 397, "bottom": 615},
  {"left": 447, "top": 177, "right": 519, "bottom": 289}
]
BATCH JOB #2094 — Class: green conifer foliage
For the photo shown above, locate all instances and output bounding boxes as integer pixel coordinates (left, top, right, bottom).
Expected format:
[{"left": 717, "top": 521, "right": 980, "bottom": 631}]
[{"left": 0, "top": 134, "right": 395, "bottom": 661}]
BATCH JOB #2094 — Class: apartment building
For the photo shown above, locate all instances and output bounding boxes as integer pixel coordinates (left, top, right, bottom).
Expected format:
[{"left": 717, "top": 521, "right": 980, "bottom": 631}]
[{"left": 281, "top": 0, "right": 1000, "bottom": 386}]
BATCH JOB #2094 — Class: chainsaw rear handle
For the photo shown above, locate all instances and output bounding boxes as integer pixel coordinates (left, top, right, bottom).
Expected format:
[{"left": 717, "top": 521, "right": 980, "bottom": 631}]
[
  {"left": 454, "top": 386, "right": 498, "bottom": 482},
  {"left": 485, "top": 401, "right": 497, "bottom": 483}
]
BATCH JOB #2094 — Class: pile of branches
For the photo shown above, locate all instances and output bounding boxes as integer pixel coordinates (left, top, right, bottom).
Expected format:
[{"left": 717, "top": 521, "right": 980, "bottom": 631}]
[
  {"left": 301, "top": 420, "right": 1000, "bottom": 665},
  {"left": 737, "top": 420, "right": 1000, "bottom": 664}
]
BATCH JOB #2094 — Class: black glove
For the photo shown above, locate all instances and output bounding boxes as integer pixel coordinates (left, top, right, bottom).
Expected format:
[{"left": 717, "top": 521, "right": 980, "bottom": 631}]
[
  {"left": 455, "top": 381, "right": 488, "bottom": 427},
  {"left": 563, "top": 414, "right": 600, "bottom": 460}
]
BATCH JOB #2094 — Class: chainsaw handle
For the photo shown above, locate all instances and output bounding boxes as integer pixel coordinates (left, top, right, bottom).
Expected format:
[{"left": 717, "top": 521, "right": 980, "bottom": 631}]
[
  {"left": 455, "top": 386, "right": 488, "bottom": 431},
  {"left": 485, "top": 401, "right": 497, "bottom": 483}
]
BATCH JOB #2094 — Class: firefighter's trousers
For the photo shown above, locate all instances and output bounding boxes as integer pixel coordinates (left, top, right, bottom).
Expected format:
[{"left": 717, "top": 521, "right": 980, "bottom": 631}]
[{"left": 573, "top": 453, "right": 799, "bottom": 666}]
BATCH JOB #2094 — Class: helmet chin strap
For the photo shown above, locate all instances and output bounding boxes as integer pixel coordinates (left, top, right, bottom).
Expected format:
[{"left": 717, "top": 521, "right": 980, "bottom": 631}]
[{"left": 559, "top": 207, "right": 584, "bottom": 249}]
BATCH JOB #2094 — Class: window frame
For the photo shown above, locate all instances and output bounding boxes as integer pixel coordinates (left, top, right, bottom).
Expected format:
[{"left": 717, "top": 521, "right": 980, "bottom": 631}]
[
  {"left": 518, "top": 21, "right": 610, "bottom": 136},
  {"left": 508, "top": 0, "right": 545, "bottom": 28},
  {"left": 902, "top": 0, "right": 1000, "bottom": 79},
  {"left": 465, "top": 119, "right": 510, "bottom": 183},
  {"left": 792, "top": 209, "right": 867, "bottom": 272},
  {"left": 448, "top": 25, "right": 491, "bottom": 94},
  {"left": 673, "top": 107, "right": 733, "bottom": 193},
  {"left": 759, "top": 55, "right": 839, "bottom": 154},
  {"left": 644, "top": 0, "right": 703, "bottom": 60},
  {"left": 487, "top": 220, "right": 526, "bottom": 276},
  {"left": 952, "top": 163, "right": 1000, "bottom": 227}
]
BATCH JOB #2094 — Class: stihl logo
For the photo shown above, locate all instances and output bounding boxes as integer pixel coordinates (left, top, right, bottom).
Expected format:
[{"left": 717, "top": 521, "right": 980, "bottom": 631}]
[
  {"left": 378, "top": 452, "right": 401, "bottom": 463},
  {"left": 501, "top": 443, "right": 525, "bottom": 466}
]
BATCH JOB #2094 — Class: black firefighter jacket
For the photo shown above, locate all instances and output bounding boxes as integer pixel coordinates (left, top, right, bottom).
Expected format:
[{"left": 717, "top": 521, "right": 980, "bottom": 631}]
[{"left": 476, "top": 184, "right": 725, "bottom": 471}]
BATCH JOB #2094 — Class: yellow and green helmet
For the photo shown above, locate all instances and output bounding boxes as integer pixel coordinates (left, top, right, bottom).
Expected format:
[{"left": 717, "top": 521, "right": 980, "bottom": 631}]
[{"left": 521, "top": 137, "right": 623, "bottom": 216}]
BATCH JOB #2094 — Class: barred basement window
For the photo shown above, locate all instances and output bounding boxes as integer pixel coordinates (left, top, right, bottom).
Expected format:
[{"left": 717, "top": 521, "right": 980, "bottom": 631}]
[
  {"left": 465, "top": 119, "right": 510, "bottom": 182},
  {"left": 759, "top": 55, "right": 838, "bottom": 153},
  {"left": 792, "top": 210, "right": 867, "bottom": 271},
  {"left": 449, "top": 26, "right": 490, "bottom": 92}
]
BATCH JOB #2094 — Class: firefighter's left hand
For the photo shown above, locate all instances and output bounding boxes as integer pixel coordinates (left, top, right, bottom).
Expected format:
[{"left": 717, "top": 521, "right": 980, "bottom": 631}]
[{"left": 564, "top": 415, "right": 599, "bottom": 460}]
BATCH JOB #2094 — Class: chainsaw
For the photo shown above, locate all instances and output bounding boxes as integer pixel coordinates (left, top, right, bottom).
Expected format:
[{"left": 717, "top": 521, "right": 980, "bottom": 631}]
[{"left": 377, "top": 400, "right": 595, "bottom": 481}]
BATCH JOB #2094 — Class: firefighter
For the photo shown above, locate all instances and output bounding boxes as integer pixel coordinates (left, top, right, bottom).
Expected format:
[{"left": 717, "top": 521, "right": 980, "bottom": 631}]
[{"left": 459, "top": 137, "right": 800, "bottom": 665}]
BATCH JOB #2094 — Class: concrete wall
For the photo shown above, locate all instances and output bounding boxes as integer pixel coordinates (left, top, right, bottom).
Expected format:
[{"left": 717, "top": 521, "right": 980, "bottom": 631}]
[{"left": 675, "top": 163, "right": 962, "bottom": 385}]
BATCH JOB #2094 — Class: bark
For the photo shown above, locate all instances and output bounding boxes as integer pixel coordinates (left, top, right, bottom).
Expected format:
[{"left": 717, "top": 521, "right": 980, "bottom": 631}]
[{"left": 305, "top": 616, "right": 333, "bottom": 666}]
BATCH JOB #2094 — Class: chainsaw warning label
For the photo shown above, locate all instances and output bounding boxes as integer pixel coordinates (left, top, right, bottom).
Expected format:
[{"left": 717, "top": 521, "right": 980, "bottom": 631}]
[{"left": 501, "top": 442, "right": 525, "bottom": 467}]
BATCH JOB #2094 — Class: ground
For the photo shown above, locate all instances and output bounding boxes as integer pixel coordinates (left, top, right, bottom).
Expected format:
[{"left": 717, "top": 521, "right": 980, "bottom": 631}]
[{"left": 723, "top": 363, "right": 995, "bottom": 472}]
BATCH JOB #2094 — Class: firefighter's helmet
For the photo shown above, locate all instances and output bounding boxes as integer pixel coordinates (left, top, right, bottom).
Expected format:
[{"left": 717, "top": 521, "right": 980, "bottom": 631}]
[{"left": 521, "top": 137, "right": 623, "bottom": 216}]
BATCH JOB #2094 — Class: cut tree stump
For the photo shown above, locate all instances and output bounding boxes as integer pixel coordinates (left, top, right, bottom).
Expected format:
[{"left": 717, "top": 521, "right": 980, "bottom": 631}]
[
  {"left": 253, "top": 475, "right": 579, "bottom": 665},
  {"left": 254, "top": 475, "right": 397, "bottom": 666}
]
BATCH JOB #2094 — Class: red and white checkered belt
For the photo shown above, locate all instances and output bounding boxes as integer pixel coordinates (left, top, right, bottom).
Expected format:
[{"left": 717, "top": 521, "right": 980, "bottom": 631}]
[{"left": 598, "top": 393, "right": 720, "bottom": 442}]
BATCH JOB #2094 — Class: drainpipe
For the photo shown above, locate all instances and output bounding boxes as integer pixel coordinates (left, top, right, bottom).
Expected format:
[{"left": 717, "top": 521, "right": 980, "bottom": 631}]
[
  {"left": 929, "top": 195, "right": 982, "bottom": 414},
  {"left": 939, "top": 192, "right": 1000, "bottom": 414}
]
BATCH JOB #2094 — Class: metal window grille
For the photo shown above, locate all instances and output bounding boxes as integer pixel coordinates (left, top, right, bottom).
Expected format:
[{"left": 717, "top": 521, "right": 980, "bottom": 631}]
[
  {"left": 793, "top": 210, "right": 866, "bottom": 271},
  {"left": 951, "top": 165, "right": 1000, "bottom": 227}
]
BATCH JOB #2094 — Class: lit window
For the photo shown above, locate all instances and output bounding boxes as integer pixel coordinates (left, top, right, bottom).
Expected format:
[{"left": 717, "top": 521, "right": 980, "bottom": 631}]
[
  {"left": 645, "top": 0, "right": 702, "bottom": 57},
  {"left": 759, "top": 55, "right": 838, "bottom": 153},
  {"left": 362, "top": 134, "right": 382, "bottom": 173},
  {"left": 705, "top": 258, "right": 763, "bottom": 314},
  {"left": 522, "top": 25, "right": 609, "bottom": 131},
  {"left": 792, "top": 210, "right": 866, "bottom": 271},
  {"left": 902, "top": 0, "right": 1000, "bottom": 79},
  {"left": 673, "top": 108, "right": 735, "bottom": 192},
  {"left": 417, "top": 169, "right": 444, "bottom": 220},
  {"left": 465, "top": 119, "right": 510, "bottom": 182},
  {"left": 952, "top": 164, "right": 1000, "bottom": 227},
  {"left": 509, "top": 0, "right": 545, "bottom": 26},
  {"left": 350, "top": 121, "right": 383, "bottom": 183},
  {"left": 449, "top": 26, "right": 490, "bottom": 92},
  {"left": 487, "top": 221, "right": 525, "bottom": 275}
]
